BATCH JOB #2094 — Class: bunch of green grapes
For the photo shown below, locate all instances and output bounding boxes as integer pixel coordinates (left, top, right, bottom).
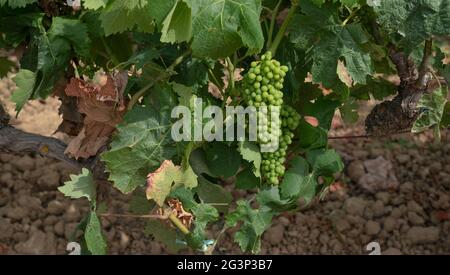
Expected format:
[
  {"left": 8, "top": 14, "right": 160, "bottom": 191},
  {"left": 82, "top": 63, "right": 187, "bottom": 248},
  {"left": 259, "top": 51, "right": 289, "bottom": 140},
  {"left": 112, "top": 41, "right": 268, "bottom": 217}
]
[
  {"left": 242, "top": 51, "right": 300, "bottom": 185},
  {"left": 242, "top": 51, "right": 287, "bottom": 108},
  {"left": 261, "top": 106, "right": 300, "bottom": 185}
]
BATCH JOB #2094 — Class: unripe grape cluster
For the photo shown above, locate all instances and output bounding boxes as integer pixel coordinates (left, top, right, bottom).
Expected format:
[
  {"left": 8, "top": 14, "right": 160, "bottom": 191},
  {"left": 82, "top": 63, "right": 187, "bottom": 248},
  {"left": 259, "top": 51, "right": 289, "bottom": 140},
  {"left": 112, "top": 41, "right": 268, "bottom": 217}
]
[
  {"left": 242, "top": 51, "right": 287, "bottom": 108},
  {"left": 242, "top": 51, "right": 300, "bottom": 185}
]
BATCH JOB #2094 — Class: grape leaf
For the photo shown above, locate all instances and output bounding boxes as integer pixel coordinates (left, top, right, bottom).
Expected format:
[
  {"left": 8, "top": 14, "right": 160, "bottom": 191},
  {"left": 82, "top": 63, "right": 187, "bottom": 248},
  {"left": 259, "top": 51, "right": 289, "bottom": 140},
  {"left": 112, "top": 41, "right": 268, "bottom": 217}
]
[
  {"left": 58, "top": 168, "right": 96, "bottom": 205},
  {"left": 204, "top": 142, "right": 241, "bottom": 178},
  {"left": 340, "top": 98, "right": 359, "bottom": 124},
  {"left": 101, "top": 85, "right": 180, "bottom": 194},
  {"left": 225, "top": 200, "right": 273, "bottom": 254},
  {"left": 160, "top": 0, "right": 192, "bottom": 43},
  {"left": 146, "top": 160, "right": 198, "bottom": 206},
  {"left": 412, "top": 87, "right": 448, "bottom": 133},
  {"left": 129, "top": 188, "right": 155, "bottom": 214},
  {"left": 0, "top": 57, "right": 14, "bottom": 77},
  {"left": 197, "top": 176, "right": 232, "bottom": 213},
  {"left": 146, "top": 160, "right": 182, "bottom": 206},
  {"left": 185, "top": 0, "right": 264, "bottom": 58},
  {"left": 99, "top": 0, "right": 156, "bottom": 35},
  {"left": 238, "top": 141, "right": 261, "bottom": 177},
  {"left": 11, "top": 17, "right": 91, "bottom": 109},
  {"left": 11, "top": 69, "right": 36, "bottom": 113},
  {"left": 144, "top": 220, "right": 185, "bottom": 253},
  {"left": 235, "top": 164, "right": 260, "bottom": 189},
  {"left": 85, "top": 212, "right": 107, "bottom": 255},
  {"left": 189, "top": 148, "right": 214, "bottom": 176},
  {"left": 306, "top": 148, "right": 344, "bottom": 176},
  {"left": 351, "top": 77, "right": 397, "bottom": 100},
  {"left": 48, "top": 17, "right": 91, "bottom": 57},
  {"left": 289, "top": 1, "right": 373, "bottom": 87},
  {"left": 280, "top": 157, "right": 319, "bottom": 204},
  {"left": 0, "top": 0, "right": 37, "bottom": 8},
  {"left": 369, "top": 0, "right": 450, "bottom": 50},
  {"left": 191, "top": 203, "right": 219, "bottom": 237},
  {"left": 257, "top": 187, "right": 297, "bottom": 212},
  {"left": 83, "top": 0, "right": 108, "bottom": 10},
  {"left": 280, "top": 157, "right": 309, "bottom": 199}
]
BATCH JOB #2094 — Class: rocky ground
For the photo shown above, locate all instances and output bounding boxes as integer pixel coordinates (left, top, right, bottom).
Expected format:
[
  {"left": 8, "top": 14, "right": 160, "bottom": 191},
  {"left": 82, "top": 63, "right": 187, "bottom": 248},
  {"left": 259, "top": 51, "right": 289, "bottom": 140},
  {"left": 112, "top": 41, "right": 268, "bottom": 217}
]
[{"left": 0, "top": 77, "right": 449, "bottom": 255}]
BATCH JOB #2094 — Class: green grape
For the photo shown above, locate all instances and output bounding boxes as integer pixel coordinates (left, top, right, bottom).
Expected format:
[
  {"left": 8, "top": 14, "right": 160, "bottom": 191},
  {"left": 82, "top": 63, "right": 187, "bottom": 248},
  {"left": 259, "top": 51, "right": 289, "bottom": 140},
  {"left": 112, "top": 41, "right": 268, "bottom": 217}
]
[{"left": 241, "top": 51, "right": 298, "bottom": 185}]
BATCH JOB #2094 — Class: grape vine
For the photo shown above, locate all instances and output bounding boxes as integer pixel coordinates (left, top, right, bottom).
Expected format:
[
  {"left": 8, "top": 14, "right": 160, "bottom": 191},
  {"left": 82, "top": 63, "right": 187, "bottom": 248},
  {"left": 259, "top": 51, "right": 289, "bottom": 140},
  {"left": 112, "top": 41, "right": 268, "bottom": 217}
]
[{"left": 0, "top": 0, "right": 449, "bottom": 255}]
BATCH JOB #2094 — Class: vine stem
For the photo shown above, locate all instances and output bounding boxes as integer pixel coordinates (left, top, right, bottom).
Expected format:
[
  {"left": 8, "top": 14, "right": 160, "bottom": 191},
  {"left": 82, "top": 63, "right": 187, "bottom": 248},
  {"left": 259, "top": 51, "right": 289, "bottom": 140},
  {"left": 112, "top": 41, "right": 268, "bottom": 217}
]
[
  {"left": 342, "top": 6, "right": 361, "bottom": 26},
  {"left": 416, "top": 39, "right": 433, "bottom": 88},
  {"left": 127, "top": 50, "right": 191, "bottom": 110},
  {"left": 99, "top": 210, "right": 191, "bottom": 235},
  {"left": 266, "top": 0, "right": 283, "bottom": 50},
  {"left": 99, "top": 213, "right": 170, "bottom": 219},
  {"left": 169, "top": 213, "right": 190, "bottom": 235},
  {"left": 269, "top": 0, "right": 299, "bottom": 55},
  {"left": 225, "top": 57, "right": 235, "bottom": 95}
]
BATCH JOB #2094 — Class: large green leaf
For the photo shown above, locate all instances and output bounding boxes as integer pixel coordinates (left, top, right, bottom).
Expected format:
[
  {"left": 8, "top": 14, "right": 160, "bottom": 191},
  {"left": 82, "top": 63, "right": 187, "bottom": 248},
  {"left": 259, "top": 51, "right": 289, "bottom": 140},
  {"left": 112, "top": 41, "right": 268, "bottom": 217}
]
[
  {"left": 99, "top": 0, "right": 156, "bottom": 35},
  {"left": 101, "top": 85, "right": 180, "bottom": 194},
  {"left": 185, "top": 0, "right": 264, "bottom": 58},
  {"left": 235, "top": 163, "right": 260, "bottom": 190},
  {"left": 290, "top": 1, "right": 373, "bottom": 87},
  {"left": 204, "top": 142, "right": 241, "bottom": 178},
  {"left": 160, "top": 0, "right": 192, "bottom": 43},
  {"left": 48, "top": 17, "right": 91, "bottom": 57},
  {"left": 369, "top": 0, "right": 450, "bottom": 50}
]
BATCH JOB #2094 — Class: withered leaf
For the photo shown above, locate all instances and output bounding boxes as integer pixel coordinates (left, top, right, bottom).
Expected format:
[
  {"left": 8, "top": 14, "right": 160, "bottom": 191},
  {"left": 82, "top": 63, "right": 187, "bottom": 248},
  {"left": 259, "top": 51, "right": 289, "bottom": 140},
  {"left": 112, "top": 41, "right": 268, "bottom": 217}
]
[{"left": 63, "top": 71, "right": 128, "bottom": 159}]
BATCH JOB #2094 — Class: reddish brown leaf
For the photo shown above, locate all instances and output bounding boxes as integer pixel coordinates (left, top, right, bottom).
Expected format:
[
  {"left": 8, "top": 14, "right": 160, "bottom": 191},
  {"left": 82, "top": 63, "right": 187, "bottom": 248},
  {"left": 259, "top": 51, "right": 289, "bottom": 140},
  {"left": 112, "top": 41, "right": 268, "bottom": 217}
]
[
  {"left": 167, "top": 198, "right": 193, "bottom": 229},
  {"left": 63, "top": 71, "right": 128, "bottom": 159},
  {"left": 207, "top": 60, "right": 243, "bottom": 101}
]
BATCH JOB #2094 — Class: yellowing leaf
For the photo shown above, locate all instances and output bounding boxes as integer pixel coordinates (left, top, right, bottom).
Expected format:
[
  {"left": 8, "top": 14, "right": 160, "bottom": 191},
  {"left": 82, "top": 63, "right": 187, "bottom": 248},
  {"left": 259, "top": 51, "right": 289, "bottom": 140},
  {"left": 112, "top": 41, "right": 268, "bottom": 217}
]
[{"left": 146, "top": 160, "right": 198, "bottom": 206}]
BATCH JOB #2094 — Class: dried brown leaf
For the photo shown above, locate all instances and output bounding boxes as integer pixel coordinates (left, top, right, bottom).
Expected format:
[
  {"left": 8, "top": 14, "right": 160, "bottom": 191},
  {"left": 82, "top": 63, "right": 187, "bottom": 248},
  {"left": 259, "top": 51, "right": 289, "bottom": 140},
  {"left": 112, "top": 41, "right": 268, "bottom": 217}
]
[{"left": 63, "top": 71, "right": 128, "bottom": 159}]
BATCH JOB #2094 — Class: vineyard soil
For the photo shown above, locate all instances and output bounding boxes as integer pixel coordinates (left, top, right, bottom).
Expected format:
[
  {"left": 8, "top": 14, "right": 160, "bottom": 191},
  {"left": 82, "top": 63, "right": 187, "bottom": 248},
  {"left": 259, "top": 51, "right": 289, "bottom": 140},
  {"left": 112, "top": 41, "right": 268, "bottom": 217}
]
[{"left": 1, "top": 78, "right": 449, "bottom": 255}]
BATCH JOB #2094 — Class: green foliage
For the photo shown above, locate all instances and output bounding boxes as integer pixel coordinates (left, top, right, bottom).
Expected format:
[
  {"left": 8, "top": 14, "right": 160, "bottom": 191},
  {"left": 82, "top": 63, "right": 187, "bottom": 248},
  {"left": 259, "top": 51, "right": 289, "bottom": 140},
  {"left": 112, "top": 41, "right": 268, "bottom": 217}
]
[
  {"left": 369, "top": 0, "right": 450, "bottom": 51},
  {"left": 11, "top": 69, "right": 36, "bottom": 113},
  {"left": 3, "top": 0, "right": 449, "bottom": 255},
  {"left": 101, "top": 85, "right": 180, "bottom": 194},
  {"left": 0, "top": 57, "right": 14, "bottom": 77},
  {"left": 290, "top": 0, "right": 373, "bottom": 88},
  {"left": 186, "top": 0, "right": 264, "bottom": 58},
  {"left": 58, "top": 168, "right": 96, "bottom": 206},
  {"left": 413, "top": 86, "right": 448, "bottom": 133},
  {"left": 145, "top": 219, "right": 185, "bottom": 253},
  {"left": 238, "top": 141, "right": 261, "bottom": 177},
  {"left": 226, "top": 200, "right": 273, "bottom": 254},
  {"left": 85, "top": 212, "right": 107, "bottom": 255},
  {"left": 0, "top": 0, "right": 37, "bottom": 8},
  {"left": 204, "top": 142, "right": 242, "bottom": 178}
]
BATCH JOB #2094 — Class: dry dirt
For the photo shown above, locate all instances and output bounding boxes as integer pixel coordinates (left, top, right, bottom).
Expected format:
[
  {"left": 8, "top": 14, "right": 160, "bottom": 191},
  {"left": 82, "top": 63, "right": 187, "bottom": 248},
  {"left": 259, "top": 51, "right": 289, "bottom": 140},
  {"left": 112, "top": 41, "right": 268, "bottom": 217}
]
[{"left": 0, "top": 76, "right": 449, "bottom": 255}]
